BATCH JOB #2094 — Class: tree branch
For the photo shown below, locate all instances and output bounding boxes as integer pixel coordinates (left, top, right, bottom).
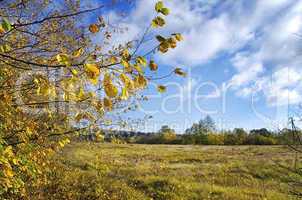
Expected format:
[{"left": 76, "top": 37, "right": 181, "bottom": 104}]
[{"left": 14, "top": 6, "right": 104, "bottom": 27}]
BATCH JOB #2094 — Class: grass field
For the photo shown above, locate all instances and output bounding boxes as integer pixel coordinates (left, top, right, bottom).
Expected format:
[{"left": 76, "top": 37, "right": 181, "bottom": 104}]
[{"left": 44, "top": 143, "right": 302, "bottom": 200}]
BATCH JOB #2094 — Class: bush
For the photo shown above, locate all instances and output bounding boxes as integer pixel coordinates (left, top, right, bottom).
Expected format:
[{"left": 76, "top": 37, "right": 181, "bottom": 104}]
[
  {"left": 207, "top": 133, "right": 224, "bottom": 145},
  {"left": 246, "top": 134, "right": 277, "bottom": 145}
]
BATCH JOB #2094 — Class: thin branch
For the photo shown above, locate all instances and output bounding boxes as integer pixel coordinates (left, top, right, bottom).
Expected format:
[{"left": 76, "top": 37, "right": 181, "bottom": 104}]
[
  {"left": 6, "top": 127, "right": 88, "bottom": 146},
  {"left": 14, "top": 6, "right": 104, "bottom": 27},
  {"left": 0, "top": 53, "right": 86, "bottom": 68}
]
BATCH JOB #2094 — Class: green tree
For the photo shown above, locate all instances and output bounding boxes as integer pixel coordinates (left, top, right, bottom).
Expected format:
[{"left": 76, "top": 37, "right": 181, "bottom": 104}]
[
  {"left": 184, "top": 115, "right": 216, "bottom": 144},
  {"left": 233, "top": 128, "right": 247, "bottom": 145},
  {"left": 201, "top": 115, "right": 216, "bottom": 133}
]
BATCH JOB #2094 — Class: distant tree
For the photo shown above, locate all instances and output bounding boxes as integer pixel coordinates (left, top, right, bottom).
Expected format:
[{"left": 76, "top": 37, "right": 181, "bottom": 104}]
[
  {"left": 202, "top": 115, "right": 216, "bottom": 133},
  {"left": 159, "top": 125, "right": 174, "bottom": 133},
  {"left": 158, "top": 125, "right": 177, "bottom": 144},
  {"left": 193, "top": 133, "right": 208, "bottom": 144},
  {"left": 185, "top": 116, "right": 215, "bottom": 135},
  {"left": 250, "top": 128, "right": 272, "bottom": 137},
  {"left": 184, "top": 116, "right": 216, "bottom": 144},
  {"left": 224, "top": 131, "right": 238, "bottom": 145},
  {"left": 185, "top": 123, "right": 198, "bottom": 134},
  {"left": 246, "top": 129, "right": 277, "bottom": 145},
  {"left": 233, "top": 128, "right": 247, "bottom": 145}
]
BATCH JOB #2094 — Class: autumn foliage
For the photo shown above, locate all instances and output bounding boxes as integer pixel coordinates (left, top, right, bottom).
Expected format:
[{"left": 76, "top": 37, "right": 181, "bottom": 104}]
[{"left": 0, "top": 0, "right": 185, "bottom": 198}]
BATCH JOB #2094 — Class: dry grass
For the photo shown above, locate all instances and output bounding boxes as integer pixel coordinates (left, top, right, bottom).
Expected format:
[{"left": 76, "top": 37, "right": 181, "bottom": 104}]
[{"left": 42, "top": 143, "right": 302, "bottom": 200}]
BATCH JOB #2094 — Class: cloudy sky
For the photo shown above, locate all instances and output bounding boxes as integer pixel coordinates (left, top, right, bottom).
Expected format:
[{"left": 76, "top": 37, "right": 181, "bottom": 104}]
[{"left": 95, "top": 0, "right": 302, "bottom": 133}]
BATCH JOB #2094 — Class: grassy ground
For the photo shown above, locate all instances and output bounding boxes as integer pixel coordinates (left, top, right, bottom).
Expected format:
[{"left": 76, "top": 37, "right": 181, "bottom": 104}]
[{"left": 43, "top": 143, "right": 302, "bottom": 200}]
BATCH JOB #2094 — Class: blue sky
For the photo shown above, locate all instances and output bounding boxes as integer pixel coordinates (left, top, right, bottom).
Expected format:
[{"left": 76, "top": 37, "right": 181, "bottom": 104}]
[{"left": 91, "top": 0, "right": 302, "bottom": 133}]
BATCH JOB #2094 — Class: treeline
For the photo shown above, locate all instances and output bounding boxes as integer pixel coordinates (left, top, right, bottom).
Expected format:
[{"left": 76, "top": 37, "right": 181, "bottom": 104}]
[
  {"left": 178, "top": 116, "right": 290, "bottom": 145},
  {"left": 134, "top": 128, "right": 295, "bottom": 145},
  {"left": 79, "top": 116, "right": 299, "bottom": 145}
]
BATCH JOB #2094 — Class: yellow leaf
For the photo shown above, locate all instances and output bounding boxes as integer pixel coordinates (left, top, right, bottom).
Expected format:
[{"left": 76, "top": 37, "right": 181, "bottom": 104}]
[
  {"left": 0, "top": 25, "right": 5, "bottom": 34},
  {"left": 168, "top": 38, "right": 177, "bottom": 48},
  {"left": 119, "top": 73, "right": 129, "bottom": 84},
  {"left": 121, "top": 88, "right": 129, "bottom": 100},
  {"left": 120, "top": 74, "right": 134, "bottom": 90},
  {"left": 75, "top": 113, "right": 82, "bottom": 122},
  {"left": 149, "top": 60, "right": 158, "bottom": 71},
  {"left": 155, "top": 1, "right": 163, "bottom": 12},
  {"left": 103, "top": 73, "right": 118, "bottom": 98},
  {"left": 94, "top": 100, "right": 104, "bottom": 115},
  {"left": 103, "top": 97, "right": 112, "bottom": 111},
  {"left": 134, "top": 64, "right": 143, "bottom": 74},
  {"left": 173, "top": 33, "right": 183, "bottom": 41},
  {"left": 160, "top": 7, "right": 170, "bottom": 16},
  {"left": 89, "top": 24, "right": 99, "bottom": 33},
  {"left": 72, "top": 48, "right": 84, "bottom": 58},
  {"left": 135, "top": 75, "right": 147, "bottom": 89},
  {"left": 158, "top": 41, "right": 170, "bottom": 53},
  {"left": 121, "top": 59, "right": 132, "bottom": 72},
  {"left": 136, "top": 56, "right": 147, "bottom": 66},
  {"left": 4, "top": 166, "right": 14, "bottom": 177},
  {"left": 71, "top": 69, "right": 78, "bottom": 76},
  {"left": 33, "top": 78, "right": 39, "bottom": 84},
  {"left": 12, "top": 158, "right": 18, "bottom": 165},
  {"left": 152, "top": 16, "right": 165, "bottom": 28},
  {"left": 156, "top": 35, "right": 166, "bottom": 42},
  {"left": 58, "top": 141, "right": 65, "bottom": 148},
  {"left": 157, "top": 85, "right": 166, "bottom": 93},
  {"left": 56, "top": 54, "right": 68, "bottom": 62},
  {"left": 104, "top": 84, "right": 118, "bottom": 98},
  {"left": 65, "top": 138, "right": 71, "bottom": 144},
  {"left": 63, "top": 92, "right": 69, "bottom": 101},
  {"left": 85, "top": 63, "right": 100, "bottom": 85},
  {"left": 56, "top": 54, "right": 70, "bottom": 66},
  {"left": 36, "top": 86, "right": 41, "bottom": 95},
  {"left": 85, "top": 63, "right": 100, "bottom": 74},
  {"left": 103, "top": 73, "right": 112, "bottom": 85},
  {"left": 110, "top": 56, "right": 118, "bottom": 64},
  {"left": 155, "top": 1, "right": 169, "bottom": 15},
  {"left": 121, "top": 49, "right": 130, "bottom": 60},
  {"left": 174, "top": 68, "right": 187, "bottom": 77},
  {"left": 77, "top": 87, "right": 85, "bottom": 100},
  {"left": 74, "top": 112, "right": 94, "bottom": 122}
]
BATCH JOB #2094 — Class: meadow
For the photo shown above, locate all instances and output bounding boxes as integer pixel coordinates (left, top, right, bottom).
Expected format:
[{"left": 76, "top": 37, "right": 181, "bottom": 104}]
[{"left": 43, "top": 143, "right": 302, "bottom": 200}]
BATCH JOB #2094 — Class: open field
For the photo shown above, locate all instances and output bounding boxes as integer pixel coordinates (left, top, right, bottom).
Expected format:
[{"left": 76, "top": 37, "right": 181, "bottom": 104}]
[{"left": 44, "top": 143, "right": 302, "bottom": 200}]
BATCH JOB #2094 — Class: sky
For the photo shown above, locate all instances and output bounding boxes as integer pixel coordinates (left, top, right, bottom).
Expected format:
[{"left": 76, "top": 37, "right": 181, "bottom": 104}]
[{"left": 91, "top": 0, "right": 302, "bottom": 133}]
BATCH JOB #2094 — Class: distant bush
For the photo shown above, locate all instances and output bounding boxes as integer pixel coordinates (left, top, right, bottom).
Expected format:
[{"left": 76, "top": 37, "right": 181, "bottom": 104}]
[
  {"left": 207, "top": 133, "right": 224, "bottom": 145},
  {"left": 246, "top": 134, "right": 277, "bottom": 145}
]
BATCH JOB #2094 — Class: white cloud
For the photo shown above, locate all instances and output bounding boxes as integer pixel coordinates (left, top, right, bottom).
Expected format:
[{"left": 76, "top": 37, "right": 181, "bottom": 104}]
[
  {"left": 273, "top": 67, "right": 301, "bottom": 88},
  {"left": 258, "top": 67, "right": 302, "bottom": 106},
  {"left": 226, "top": 0, "right": 302, "bottom": 106},
  {"left": 163, "top": 14, "right": 232, "bottom": 65},
  {"left": 235, "top": 66, "right": 302, "bottom": 106},
  {"left": 229, "top": 52, "right": 264, "bottom": 88},
  {"left": 100, "top": 0, "right": 302, "bottom": 107},
  {"left": 100, "top": 0, "right": 255, "bottom": 66},
  {"left": 230, "top": 62, "right": 263, "bottom": 88}
]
